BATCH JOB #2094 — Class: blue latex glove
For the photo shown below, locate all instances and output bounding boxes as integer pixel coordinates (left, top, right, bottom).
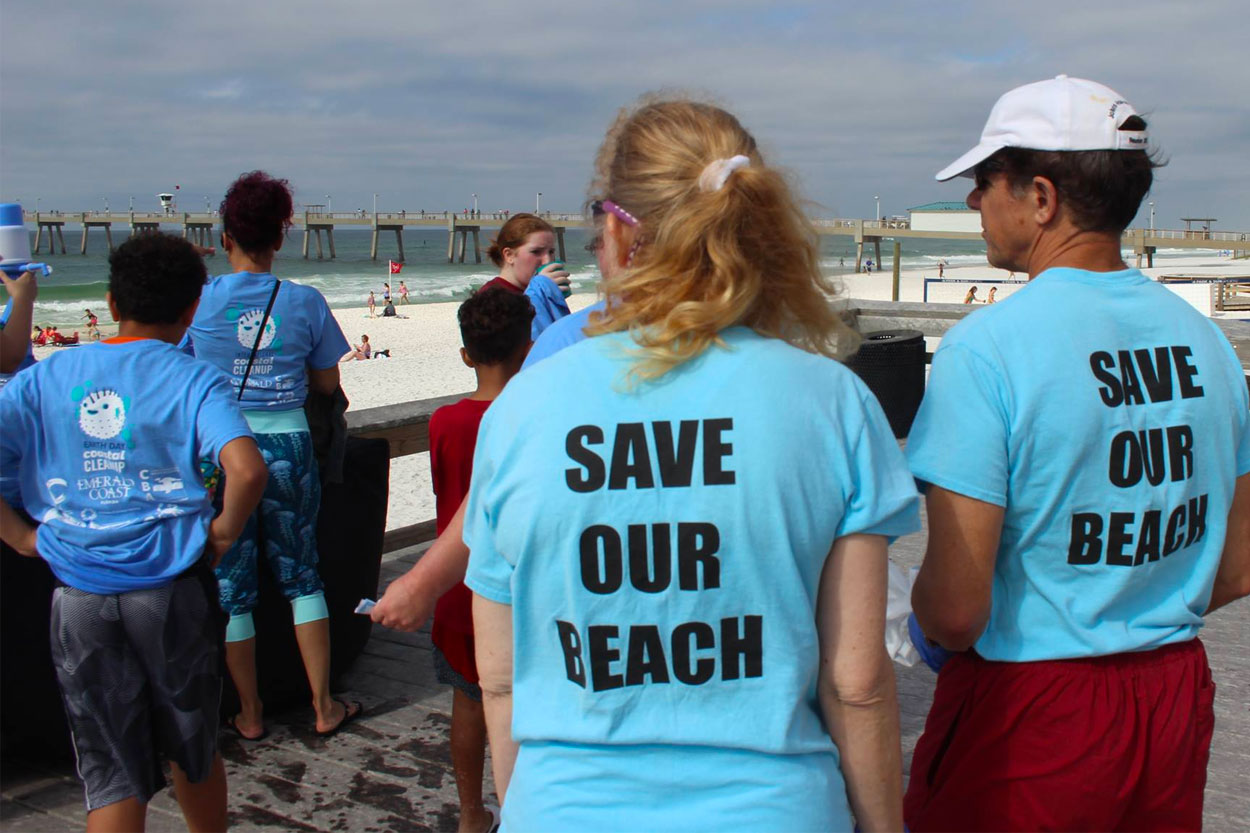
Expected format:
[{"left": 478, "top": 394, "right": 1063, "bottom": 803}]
[{"left": 908, "top": 612, "right": 953, "bottom": 673}]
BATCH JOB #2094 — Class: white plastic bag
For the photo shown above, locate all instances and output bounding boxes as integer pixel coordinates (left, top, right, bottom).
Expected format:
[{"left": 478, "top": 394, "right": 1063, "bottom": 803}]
[{"left": 885, "top": 560, "right": 920, "bottom": 667}]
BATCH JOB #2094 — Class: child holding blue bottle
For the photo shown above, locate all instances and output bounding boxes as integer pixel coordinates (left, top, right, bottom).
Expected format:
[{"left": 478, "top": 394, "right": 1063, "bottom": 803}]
[{"left": 0, "top": 233, "right": 268, "bottom": 832}]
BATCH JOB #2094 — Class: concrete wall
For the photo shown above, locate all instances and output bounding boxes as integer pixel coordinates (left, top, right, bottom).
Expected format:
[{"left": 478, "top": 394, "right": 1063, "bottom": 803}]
[{"left": 910, "top": 210, "right": 982, "bottom": 233}]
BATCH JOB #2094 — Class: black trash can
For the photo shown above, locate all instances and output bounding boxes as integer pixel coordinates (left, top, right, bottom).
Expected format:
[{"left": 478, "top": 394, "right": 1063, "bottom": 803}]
[{"left": 845, "top": 329, "right": 926, "bottom": 438}]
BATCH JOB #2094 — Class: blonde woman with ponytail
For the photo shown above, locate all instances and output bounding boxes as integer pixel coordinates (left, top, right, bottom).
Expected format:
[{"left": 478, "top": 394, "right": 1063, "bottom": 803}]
[{"left": 459, "top": 97, "right": 917, "bottom": 832}]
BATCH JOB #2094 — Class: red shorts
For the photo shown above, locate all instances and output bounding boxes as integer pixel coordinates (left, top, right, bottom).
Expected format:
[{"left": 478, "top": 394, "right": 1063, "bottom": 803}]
[
  {"left": 905, "top": 639, "right": 1214, "bottom": 832},
  {"left": 431, "top": 582, "right": 478, "bottom": 684}
]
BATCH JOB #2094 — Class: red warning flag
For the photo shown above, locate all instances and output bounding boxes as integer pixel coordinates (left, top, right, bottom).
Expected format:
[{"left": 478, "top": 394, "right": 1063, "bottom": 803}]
[{"left": 389, "top": 260, "right": 403, "bottom": 274}]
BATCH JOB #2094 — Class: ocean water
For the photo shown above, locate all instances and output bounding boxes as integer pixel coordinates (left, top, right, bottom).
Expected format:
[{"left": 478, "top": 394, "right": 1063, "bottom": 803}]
[{"left": 0, "top": 224, "right": 1200, "bottom": 329}]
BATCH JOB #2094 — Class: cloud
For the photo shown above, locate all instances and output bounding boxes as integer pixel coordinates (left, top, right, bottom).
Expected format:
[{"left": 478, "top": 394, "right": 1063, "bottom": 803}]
[
  {"left": 2, "top": 0, "right": 1246, "bottom": 228},
  {"left": 201, "top": 79, "right": 246, "bottom": 101}
]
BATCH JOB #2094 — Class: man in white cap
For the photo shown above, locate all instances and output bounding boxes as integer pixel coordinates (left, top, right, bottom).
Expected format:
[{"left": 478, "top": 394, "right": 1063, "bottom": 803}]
[{"left": 903, "top": 76, "right": 1250, "bottom": 831}]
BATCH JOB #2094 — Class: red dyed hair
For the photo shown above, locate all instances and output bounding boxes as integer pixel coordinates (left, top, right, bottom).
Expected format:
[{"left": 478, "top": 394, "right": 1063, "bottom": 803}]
[{"left": 220, "top": 170, "right": 294, "bottom": 254}]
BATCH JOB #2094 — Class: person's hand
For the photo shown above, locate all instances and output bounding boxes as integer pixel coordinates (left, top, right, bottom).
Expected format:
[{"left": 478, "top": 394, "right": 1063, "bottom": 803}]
[
  {"left": 371, "top": 569, "right": 438, "bottom": 631},
  {"left": 0, "top": 269, "right": 39, "bottom": 303},
  {"left": 537, "top": 263, "right": 572, "bottom": 296}
]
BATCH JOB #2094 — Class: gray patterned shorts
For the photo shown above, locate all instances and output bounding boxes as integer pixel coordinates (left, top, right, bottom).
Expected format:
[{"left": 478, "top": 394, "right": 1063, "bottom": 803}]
[{"left": 50, "top": 563, "right": 225, "bottom": 810}]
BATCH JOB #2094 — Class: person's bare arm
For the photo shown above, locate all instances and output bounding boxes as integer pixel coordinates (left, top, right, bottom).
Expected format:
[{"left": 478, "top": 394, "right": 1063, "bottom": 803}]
[
  {"left": 208, "top": 437, "right": 267, "bottom": 564},
  {"left": 1206, "top": 472, "right": 1250, "bottom": 614},
  {"left": 911, "top": 485, "right": 1004, "bottom": 651},
  {"left": 473, "top": 593, "right": 516, "bottom": 803},
  {"left": 372, "top": 495, "right": 471, "bottom": 631},
  {"left": 0, "top": 270, "right": 37, "bottom": 373},
  {"left": 308, "top": 364, "right": 340, "bottom": 396},
  {"left": 0, "top": 498, "right": 38, "bottom": 557},
  {"left": 817, "top": 533, "right": 903, "bottom": 832}
]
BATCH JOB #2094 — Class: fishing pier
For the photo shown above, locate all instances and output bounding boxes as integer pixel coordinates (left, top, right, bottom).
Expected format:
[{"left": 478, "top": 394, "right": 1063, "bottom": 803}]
[{"left": 25, "top": 210, "right": 1250, "bottom": 266}]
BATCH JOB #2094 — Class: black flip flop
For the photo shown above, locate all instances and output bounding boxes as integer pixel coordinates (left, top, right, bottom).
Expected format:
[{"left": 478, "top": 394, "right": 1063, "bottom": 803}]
[
  {"left": 226, "top": 714, "right": 269, "bottom": 742},
  {"left": 316, "top": 699, "right": 363, "bottom": 737}
]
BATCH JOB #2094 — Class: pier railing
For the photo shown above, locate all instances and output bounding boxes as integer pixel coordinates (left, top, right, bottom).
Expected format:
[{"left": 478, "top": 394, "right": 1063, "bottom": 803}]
[{"left": 349, "top": 300, "right": 1250, "bottom": 555}]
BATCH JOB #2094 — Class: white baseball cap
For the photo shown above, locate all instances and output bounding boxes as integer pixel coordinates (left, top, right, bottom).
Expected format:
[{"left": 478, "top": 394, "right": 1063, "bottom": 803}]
[{"left": 935, "top": 75, "right": 1148, "bottom": 181}]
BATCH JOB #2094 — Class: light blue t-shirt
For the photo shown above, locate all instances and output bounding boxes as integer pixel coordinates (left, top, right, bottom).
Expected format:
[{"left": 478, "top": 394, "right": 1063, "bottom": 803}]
[
  {"left": 182, "top": 272, "right": 349, "bottom": 410},
  {"left": 465, "top": 327, "right": 919, "bottom": 830},
  {"left": 907, "top": 267, "right": 1250, "bottom": 662},
  {"left": 523, "top": 274, "right": 571, "bottom": 340},
  {"left": 522, "top": 299, "right": 604, "bottom": 370},
  {"left": 0, "top": 339, "right": 252, "bottom": 594}
]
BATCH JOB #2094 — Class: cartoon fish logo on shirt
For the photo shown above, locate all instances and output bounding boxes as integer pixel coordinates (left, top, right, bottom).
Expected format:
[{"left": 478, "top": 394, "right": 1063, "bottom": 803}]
[
  {"left": 71, "top": 383, "right": 133, "bottom": 446},
  {"left": 226, "top": 306, "right": 283, "bottom": 351}
]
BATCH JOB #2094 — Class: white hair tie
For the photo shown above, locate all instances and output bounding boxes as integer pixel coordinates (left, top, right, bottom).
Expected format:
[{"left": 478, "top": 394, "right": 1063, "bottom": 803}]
[{"left": 698, "top": 154, "right": 750, "bottom": 192}]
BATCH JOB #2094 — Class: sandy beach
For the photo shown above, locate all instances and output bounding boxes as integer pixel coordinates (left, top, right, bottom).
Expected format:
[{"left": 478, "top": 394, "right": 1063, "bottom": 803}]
[{"left": 27, "top": 253, "right": 1244, "bottom": 533}]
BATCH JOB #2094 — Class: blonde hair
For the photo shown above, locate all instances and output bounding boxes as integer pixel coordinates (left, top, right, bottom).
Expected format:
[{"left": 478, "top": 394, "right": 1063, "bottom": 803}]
[{"left": 585, "top": 96, "right": 857, "bottom": 382}]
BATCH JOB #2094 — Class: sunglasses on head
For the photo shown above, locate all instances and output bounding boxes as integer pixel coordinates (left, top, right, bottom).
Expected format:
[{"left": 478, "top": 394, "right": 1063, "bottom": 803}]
[{"left": 590, "top": 199, "right": 640, "bottom": 227}]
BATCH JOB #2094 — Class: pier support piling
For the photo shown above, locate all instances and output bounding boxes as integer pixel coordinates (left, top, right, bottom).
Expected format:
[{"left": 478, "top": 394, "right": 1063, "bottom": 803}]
[
  {"left": 555, "top": 227, "right": 566, "bottom": 262},
  {"left": 891, "top": 241, "right": 901, "bottom": 301}
]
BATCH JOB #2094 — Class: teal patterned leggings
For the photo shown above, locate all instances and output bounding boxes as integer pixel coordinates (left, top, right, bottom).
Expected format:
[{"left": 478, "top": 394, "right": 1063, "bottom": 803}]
[{"left": 214, "top": 430, "right": 323, "bottom": 617}]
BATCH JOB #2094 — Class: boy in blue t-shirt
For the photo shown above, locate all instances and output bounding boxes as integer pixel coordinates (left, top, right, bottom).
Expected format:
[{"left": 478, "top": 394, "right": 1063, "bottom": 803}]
[
  {"left": 0, "top": 234, "right": 268, "bottom": 832},
  {"left": 429, "top": 288, "right": 533, "bottom": 833}
]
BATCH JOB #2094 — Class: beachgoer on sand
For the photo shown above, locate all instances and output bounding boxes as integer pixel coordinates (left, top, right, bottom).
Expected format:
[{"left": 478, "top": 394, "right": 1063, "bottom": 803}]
[
  {"left": 428, "top": 288, "right": 533, "bottom": 833},
  {"left": 986, "top": 286, "right": 997, "bottom": 303},
  {"left": 83, "top": 309, "right": 100, "bottom": 341},
  {"left": 182, "top": 170, "right": 361, "bottom": 742},
  {"left": 0, "top": 233, "right": 268, "bottom": 832},
  {"left": 342, "top": 334, "right": 372, "bottom": 361},
  {"left": 374, "top": 96, "right": 916, "bottom": 833},
  {"left": 367, "top": 291, "right": 376, "bottom": 318},
  {"left": 904, "top": 75, "right": 1250, "bottom": 831},
  {"left": 963, "top": 285, "right": 979, "bottom": 303},
  {"left": 399, "top": 280, "right": 409, "bottom": 304}
]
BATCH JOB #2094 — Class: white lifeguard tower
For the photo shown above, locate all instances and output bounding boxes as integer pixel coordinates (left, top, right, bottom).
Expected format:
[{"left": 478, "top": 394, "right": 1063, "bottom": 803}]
[{"left": 157, "top": 193, "right": 175, "bottom": 215}]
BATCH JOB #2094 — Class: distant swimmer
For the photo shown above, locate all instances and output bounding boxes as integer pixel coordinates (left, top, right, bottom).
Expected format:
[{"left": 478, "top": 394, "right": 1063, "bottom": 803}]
[{"left": 963, "top": 285, "right": 979, "bottom": 303}]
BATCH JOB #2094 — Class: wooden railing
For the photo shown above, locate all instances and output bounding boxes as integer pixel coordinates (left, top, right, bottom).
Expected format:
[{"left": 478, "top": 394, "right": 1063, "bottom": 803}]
[{"left": 350, "top": 300, "right": 1250, "bottom": 554}]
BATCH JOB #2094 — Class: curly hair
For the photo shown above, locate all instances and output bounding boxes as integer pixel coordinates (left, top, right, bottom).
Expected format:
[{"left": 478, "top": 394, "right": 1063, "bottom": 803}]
[
  {"left": 108, "top": 234, "right": 206, "bottom": 324},
  {"left": 583, "top": 96, "right": 857, "bottom": 383},
  {"left": 486, "top": 213, "right": 555, "bottom": 267},
  {"left": 458, "top": 287, "right": 535, "bottom": 364},
  {"left": 220, "top": 170, "right": 293, "bottom": 255}
]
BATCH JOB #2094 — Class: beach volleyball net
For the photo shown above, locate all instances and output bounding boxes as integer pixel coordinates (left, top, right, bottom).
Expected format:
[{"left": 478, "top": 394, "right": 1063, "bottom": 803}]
[{"left": 922, "top": 278, "right": 1028, "bottom": 304}]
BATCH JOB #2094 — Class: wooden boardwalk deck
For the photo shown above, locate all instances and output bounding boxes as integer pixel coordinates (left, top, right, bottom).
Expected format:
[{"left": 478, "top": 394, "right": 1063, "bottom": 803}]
[{"left": 3, "top": 511, "right": 1248, "bottom": 831}]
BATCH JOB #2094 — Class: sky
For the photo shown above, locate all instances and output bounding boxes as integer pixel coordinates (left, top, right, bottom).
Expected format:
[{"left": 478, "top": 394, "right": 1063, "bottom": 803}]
[{"left": 2, "top": 0, "right": 1247, "bottom": 229}]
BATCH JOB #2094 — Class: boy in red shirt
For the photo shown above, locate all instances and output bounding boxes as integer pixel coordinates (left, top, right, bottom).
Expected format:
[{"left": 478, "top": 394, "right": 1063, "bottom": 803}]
[{"left": 429, "top": 287, "right": 534, "bottom": 833}]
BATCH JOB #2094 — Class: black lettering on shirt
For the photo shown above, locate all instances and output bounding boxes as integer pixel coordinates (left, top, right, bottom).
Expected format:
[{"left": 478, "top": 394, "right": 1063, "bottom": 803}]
[
  {"left": 566, "top": 426, "right": 605, "bottom": 492},
  {"left": 608, "top": 423, "right": 655, "bottom": 490},
  {"left": 671, "top": 622, "right": 716, "bottom": 685},
  {"left": 580, "top": 525, "right": 623, "bottom": 594},
  {"left": 556, "top": 621, "right": 586, "bottom": 687},
  {"left": 628, "top": 523, "right": 672, "bottom": 593},
  {"left": 1172, "top": 346, "right": 1204, "bottom": 399},
  {"left": 720, "top": 615, "right": 763, "bottom": 681},
  {"left": 653, "top": 420, "right": 699, "bottom": 487}
]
